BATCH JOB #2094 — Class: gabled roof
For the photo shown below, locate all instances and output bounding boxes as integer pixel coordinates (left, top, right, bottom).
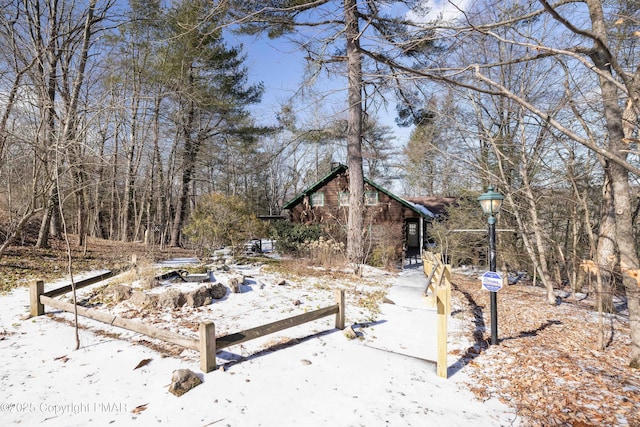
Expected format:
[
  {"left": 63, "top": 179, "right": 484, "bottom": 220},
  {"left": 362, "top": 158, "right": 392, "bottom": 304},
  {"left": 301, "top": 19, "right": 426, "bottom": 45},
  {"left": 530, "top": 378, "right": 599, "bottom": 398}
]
[
  {"left": 282, "top": 164, "right": 348, "bottom": 210},
  {"left": 405, "top": 197, "right": 456, "bottom": 218},
  {"left": 361, "top": 176, "right": 434, "bottom": 218},
  {"left": 282, "top": 164, "right": 432, "bottom": 219}
]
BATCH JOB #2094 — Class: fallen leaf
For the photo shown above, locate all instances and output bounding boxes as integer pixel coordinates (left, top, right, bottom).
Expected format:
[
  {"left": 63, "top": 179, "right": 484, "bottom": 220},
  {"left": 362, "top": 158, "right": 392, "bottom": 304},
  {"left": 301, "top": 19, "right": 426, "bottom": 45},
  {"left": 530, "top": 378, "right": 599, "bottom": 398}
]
[
  {"left": 131, "top": 404, "right": 148, "bottom": 414},
  {"left": 133, "top": 358, "right": 152, "bottom": 370}
]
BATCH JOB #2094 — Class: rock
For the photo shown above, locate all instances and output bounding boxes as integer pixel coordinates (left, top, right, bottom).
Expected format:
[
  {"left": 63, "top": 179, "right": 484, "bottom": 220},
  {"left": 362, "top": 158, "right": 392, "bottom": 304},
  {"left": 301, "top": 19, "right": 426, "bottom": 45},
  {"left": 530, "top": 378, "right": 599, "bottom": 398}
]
[
  {"left": 105, "top": 284, "right": 132, "bottom": 302},
  {"left": 129, "top": 291, "right": 157, "bottom": 309},
  {"left": 168, "top": 369, "right": 202, "bottom": 396},
  {"left": 209, "top": 283, "right": 228, "bottom": 300},
  {"left": 229, "top": 274, "right": 244, "bottom": 293},
  {"left": 140, "top": 277, "right": 159, "bottom": 290},
  {"left": 185, "top": 286, "right": 212, "bottom": 307},
  {"left": 230, "top": 281, "right": 240, "bottom": 294},
  {"left": 157, "top": 289, "right": 185, "bottom": 309},
  {"left": 343, "top": 325, "right": 358, "bottom": 340},
  {"left": 277, "top": 279, "right": 286, "bottom": 286}
]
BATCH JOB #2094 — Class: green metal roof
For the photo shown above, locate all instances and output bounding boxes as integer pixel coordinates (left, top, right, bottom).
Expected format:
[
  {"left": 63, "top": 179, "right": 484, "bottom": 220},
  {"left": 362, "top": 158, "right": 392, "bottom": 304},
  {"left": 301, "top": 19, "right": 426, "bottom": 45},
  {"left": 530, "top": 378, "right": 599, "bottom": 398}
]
[
  {"left": 282, "top": 164, "right": 429, "bottom": 218},
  {"left": 282, "top": 164, "right": 348, "bottom": 210}
]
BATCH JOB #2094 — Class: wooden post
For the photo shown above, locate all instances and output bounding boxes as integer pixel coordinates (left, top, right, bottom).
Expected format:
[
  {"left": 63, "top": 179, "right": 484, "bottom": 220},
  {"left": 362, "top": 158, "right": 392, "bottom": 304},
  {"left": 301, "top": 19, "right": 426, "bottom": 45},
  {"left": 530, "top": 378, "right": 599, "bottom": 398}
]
[
  {"left": 436, "top": 264, "right": 451, "bottom": 378},
  {"left": 30, "top": 280, "right": 44, "bottom": 317},
  {"left": 199, "top": 321, "right": 216, "bottom": 373},
  {"left": 335, "top": 290, "right": 345, "bottom": 330}
]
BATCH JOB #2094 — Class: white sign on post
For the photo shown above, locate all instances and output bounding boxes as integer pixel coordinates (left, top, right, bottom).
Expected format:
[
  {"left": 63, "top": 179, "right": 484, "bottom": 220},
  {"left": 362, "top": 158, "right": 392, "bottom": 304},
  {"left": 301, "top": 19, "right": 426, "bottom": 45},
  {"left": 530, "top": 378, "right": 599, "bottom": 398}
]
[{"left": 481, "top": 271, "right": 503, "bottom": 292}]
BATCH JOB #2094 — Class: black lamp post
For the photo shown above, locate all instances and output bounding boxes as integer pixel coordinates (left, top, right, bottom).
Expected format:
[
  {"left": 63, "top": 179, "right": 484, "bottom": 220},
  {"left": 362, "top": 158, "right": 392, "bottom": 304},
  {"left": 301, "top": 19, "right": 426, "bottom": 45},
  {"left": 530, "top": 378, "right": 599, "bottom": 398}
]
[{"left": 477, "top": 186, "right": 504, "bottom": 345}]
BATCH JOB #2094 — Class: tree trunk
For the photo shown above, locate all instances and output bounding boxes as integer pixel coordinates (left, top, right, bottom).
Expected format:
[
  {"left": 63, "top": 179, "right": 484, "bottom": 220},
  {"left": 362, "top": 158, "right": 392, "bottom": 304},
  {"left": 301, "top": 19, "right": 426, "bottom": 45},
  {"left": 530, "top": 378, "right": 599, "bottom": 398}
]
[
  {"left": 595, "top": 172, "right": 616, "bottom": 311},
  {"left": 587, "top": 0, "right": 640, "bottom": 367},
  {"left": 344, "top": 0, "right": 364, "bottom": 274},
  {"left": 170, "top": 146, "right": 195, "bottom": 247},
  {"left": 522, "top": 170, "right": 556, "bottom": 305},
  {"left": 36, "top": 187, "right": 57, "bottom": 248},
  {"left": 169, "top": 96, "right": 197, "bottom": 247}
]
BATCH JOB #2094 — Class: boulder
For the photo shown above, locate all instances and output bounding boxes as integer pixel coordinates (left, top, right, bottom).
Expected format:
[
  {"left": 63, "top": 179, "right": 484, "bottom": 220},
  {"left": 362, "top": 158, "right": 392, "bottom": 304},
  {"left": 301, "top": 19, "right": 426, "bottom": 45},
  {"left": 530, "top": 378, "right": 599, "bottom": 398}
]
[
  {"left": 129, "top": 291, "right": 157, "bottom": 309},
  {"left": 157, "top": 289, "right": 185, "bottom": 309},
  {"left": 105, "top": 284, "right": 132, "bottom": 303},
  {"left": 209, "top": 283, "right": 228, "bottom": 300},
  {"left": 185, "top": 286, "right": 212, "bottom": 307},
  {"left": 229, "top": 274, "right": 244, "bottom": 293},
  {"left": 168, "top": 369, "right": 202, "bottom": 396},
  {"left": 140, "top": 276, "right": 159, "bottom": 290}
]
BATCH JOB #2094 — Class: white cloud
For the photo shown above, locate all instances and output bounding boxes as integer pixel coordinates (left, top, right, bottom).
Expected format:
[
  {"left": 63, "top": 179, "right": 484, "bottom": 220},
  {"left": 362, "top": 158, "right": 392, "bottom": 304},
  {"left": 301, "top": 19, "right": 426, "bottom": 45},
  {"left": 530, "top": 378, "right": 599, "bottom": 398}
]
[{"left": 408, "top": 0, "right": 472, "bottom": 23}]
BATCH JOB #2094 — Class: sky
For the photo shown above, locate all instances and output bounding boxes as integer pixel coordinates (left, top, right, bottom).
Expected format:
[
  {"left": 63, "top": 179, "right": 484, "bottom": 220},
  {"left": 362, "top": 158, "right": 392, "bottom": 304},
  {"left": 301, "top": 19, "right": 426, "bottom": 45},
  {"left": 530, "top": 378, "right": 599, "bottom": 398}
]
[
  {"left": 411, "top": 0, "right": 471, "bottom": 21},
  {"left": 231, "top": 1, "right": 471, "bottom": 151},
  {"left": 238, "top": 33, "right": 414, "bottom": 146}
]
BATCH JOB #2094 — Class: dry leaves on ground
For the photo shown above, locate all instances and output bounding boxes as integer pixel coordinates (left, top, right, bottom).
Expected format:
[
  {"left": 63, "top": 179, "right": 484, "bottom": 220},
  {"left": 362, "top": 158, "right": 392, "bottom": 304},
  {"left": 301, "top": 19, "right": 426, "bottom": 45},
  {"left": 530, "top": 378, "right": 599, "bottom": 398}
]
[{"left": 451, "top": 274, "right": 640, "bottom": 427}]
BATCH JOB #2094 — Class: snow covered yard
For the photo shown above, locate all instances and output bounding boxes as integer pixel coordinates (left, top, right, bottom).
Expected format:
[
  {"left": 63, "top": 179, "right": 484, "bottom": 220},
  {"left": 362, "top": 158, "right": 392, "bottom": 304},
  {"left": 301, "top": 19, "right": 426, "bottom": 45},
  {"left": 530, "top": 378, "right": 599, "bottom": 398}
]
[{"left": 0, "top": 259, "right": 518, "bottom": 426}]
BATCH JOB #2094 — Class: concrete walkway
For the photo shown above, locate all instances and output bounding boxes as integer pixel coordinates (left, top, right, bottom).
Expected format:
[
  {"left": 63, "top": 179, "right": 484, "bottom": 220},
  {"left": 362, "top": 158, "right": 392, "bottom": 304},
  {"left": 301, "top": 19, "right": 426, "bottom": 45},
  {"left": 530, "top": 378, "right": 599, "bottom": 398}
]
[{"left": 360, "top": 262, "right": 440, "bottom": 363}]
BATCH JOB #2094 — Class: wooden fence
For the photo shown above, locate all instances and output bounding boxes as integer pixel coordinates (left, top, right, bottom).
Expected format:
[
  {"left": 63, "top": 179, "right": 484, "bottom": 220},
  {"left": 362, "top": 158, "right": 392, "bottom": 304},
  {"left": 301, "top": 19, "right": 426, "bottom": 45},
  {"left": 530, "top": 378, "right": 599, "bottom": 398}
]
[
  {"left": 30, "top": 275, "right": 345, "bottom": 373},
  {"left": 421, "top": 251, "right": 451, "bottom": 378}
]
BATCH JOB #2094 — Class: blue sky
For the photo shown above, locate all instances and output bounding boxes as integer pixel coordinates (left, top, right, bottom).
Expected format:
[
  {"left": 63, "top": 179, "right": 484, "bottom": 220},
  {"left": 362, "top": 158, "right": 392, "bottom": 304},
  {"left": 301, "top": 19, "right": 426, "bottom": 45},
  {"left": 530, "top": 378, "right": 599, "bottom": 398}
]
[
  {"left": 227, "top": 1, "right": 471, "bottom": 147},
  {"left": 230, "top": 32, "right": 413, "bottom": 147}
]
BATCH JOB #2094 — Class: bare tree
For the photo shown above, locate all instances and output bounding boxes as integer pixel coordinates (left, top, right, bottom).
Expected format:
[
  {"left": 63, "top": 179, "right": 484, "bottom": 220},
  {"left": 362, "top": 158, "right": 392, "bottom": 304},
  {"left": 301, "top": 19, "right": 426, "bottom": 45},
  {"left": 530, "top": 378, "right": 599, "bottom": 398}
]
[
  {"left": 229, "top": 0, "right": 436, "bottom": 272},
  {"left": 388, "top": 0, "right": 640, "bottom": 367}
]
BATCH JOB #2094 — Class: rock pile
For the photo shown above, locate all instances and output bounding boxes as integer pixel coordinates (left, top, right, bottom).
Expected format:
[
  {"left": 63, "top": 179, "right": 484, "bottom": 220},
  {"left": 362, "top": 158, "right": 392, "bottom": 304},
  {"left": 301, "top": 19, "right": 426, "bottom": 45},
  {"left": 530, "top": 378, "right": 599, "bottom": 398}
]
[{"left": 103, "top": 282, "right": 228, "bottom": 309}]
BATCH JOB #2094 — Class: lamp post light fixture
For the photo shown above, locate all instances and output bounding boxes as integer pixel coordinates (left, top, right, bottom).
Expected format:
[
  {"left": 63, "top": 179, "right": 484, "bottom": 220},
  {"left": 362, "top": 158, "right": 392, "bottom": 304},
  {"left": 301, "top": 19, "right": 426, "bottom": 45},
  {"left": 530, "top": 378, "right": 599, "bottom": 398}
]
[{"left": 477, "top": 186, "right": 505, "bottom": 345}]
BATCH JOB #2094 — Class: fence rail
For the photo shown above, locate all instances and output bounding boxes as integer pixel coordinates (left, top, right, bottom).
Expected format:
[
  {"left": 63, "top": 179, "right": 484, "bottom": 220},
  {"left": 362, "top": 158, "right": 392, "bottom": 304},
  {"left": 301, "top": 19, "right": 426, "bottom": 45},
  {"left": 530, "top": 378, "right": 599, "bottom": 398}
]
[
  {"left": 30, "top": 277, "right": 345, "bottom": 373},
  {"left": 421, "top": 251, "right": 451, "bottom": 378}
]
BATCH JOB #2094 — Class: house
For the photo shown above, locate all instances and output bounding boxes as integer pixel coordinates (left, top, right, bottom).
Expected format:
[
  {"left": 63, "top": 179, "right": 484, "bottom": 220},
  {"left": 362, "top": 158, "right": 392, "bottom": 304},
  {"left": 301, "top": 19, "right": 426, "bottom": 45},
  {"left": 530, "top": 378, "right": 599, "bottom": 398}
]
[{"left": 282, "top": 164, "right": 445, "bottom": 263}]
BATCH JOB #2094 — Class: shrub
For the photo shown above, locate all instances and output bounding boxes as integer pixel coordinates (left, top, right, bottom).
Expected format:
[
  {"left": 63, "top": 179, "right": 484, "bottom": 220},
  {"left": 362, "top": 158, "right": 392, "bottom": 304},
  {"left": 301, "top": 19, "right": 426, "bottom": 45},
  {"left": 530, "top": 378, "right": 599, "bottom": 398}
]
[
  {"left": 367, "top": 244, "right": 397, "bottom": 270},
  {"left": 268, "top": 221, "right": 324, "bottom": 256},
  {"left": 301, "top": 236, "right": 346, "bottom": 267},
  {"left": 184, "top": 193, "right": 266, "bottom": 257}
]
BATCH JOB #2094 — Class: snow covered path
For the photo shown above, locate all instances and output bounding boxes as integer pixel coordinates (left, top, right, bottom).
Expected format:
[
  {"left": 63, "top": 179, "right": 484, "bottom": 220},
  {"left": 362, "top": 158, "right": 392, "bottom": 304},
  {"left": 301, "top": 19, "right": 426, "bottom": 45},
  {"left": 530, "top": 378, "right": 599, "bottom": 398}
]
[{"left": 0, "top": 263, "right": 518, "bottom": 426}]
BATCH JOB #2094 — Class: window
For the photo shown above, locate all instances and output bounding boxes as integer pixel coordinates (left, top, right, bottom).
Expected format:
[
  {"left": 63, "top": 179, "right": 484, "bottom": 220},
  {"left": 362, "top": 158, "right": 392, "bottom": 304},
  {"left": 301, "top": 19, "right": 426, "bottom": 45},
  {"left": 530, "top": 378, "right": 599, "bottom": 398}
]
[
  {"left": 339, "top": 191, "right": 350, "bottom": 207},
  {"left": 310, "top": 192, "right": 324, "bottom": 207},
  {"left": 364, "top": 191, "right": 378, "bottom": 206}
]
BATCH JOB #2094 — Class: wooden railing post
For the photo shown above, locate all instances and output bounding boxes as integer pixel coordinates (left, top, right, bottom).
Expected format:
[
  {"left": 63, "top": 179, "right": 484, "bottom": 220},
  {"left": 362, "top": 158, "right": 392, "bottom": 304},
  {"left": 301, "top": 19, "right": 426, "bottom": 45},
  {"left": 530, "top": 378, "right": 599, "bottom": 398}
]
[
  {"left": 29, "top": 273, "right": 341, "bottom": 374},
  {"left": 436, "top": 264, "right": 451, "bottom": 378},
  {"left": 200, "top": 321, "right": 216, "bottom": 373},
  {"left": 30, "top": 280, "right": 44, "bottom": 317},
  {"left": 335, "top": 290, "right": 345, "bottom": 330}
]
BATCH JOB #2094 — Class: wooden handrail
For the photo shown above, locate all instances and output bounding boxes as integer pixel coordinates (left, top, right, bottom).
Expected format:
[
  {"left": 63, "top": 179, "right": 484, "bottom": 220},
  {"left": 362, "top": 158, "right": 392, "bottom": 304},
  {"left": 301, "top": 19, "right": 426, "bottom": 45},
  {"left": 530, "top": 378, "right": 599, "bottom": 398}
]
[
  {"left": 31, "top": 279, "right": 346, "bottom": 374},
  {"left": 39, "top": 294, "right": 199, "bottom": 351},
  {"left": 216, "top": 304, "right": 339, "bottom": 350},
  {"left": 42, "top": 271, "right": 115, "bottom": 298}
]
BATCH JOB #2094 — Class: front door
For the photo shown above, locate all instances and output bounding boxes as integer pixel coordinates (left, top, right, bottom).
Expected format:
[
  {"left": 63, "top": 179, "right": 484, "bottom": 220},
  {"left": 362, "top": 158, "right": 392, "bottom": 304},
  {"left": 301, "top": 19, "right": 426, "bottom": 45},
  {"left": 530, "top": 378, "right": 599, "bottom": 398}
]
[{"left": 406, "top": 220, "right": 420, "bottom": 253}]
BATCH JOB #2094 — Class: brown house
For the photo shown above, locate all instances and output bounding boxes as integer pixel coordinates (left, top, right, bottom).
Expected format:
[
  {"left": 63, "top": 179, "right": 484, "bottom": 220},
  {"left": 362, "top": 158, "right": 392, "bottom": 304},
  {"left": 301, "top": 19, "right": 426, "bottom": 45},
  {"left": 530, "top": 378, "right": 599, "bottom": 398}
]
[{"left": 282, "top": 164, "right": 439, "bottom": 262}]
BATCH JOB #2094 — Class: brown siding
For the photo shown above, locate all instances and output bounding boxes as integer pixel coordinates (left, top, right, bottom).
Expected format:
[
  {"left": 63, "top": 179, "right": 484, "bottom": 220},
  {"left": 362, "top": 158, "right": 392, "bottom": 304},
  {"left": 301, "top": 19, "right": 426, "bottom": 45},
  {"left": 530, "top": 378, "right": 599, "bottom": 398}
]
[
  {"left": 289, "top": 173, "right": 416, "bottom": 228},
  {"left": 287, "top": 172, "right": 422, "bottom": 259}
]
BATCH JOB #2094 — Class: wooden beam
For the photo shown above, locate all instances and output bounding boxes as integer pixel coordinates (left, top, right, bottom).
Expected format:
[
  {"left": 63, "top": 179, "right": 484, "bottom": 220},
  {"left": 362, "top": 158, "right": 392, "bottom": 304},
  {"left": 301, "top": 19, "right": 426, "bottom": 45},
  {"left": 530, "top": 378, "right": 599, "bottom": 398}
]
[
  {"left": 199, "top": 322, "right": 216, "bottom": 373},
  {"left": 216, "top": 304, "right": 339, "bottom": 350},
  {"left": 436, "top": 264, "right": 451, "bottom": 379},
  {"left": 42, "top": 271, "right": 115, "bottom": 298},
  {"left": 334, "top": 290, "right": 345, "bottom": 330},
  {"left": 39, "top": 295, "right": 199, "bottom": 351},
  {"left": 30, "top": 280, "right": 44, "bottom": 316}
]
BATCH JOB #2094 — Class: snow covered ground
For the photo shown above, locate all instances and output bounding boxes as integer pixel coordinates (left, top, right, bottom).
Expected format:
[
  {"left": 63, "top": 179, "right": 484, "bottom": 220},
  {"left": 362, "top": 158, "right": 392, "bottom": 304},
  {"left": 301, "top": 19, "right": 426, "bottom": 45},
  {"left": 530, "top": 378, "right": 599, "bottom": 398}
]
[{"left": 0, "top": 260, "right": 518, "bottom": 426}]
